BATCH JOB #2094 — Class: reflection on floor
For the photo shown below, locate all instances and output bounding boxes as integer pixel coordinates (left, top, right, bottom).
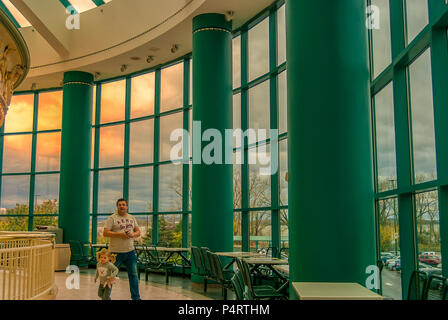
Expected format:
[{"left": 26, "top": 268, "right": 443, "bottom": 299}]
[{"left": 55, "top": 268, "right": 235, "bottom": 300}]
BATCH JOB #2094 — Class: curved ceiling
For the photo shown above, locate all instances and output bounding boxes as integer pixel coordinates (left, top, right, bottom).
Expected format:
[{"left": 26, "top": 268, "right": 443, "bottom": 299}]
[{"left": 0, "top": 0, "right": 276, "bottom": 91}]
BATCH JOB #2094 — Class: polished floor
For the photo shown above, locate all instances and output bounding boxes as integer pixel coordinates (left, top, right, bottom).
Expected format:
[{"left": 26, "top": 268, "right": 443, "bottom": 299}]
[{"left": 55, "top": 267, "right": 235, "bottom": 300}]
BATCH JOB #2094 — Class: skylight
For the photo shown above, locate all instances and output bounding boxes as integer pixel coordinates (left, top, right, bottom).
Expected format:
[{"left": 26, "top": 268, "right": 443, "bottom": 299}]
[
  {"left": 0, "top": 0, "right": 31, "bottom": 28},
  {"left": 68, "top": 0, "right": 97, "bottom": 13},
  {"left": 0, "top": 0, "right": 112, "bottom": 28},
  {"left": 60, "top": 0, "right": 111, "bottom": 14}
]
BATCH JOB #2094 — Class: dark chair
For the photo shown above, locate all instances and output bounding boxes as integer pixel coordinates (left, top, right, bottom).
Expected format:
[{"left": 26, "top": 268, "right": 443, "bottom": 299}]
[
  {"left": 408, "top": 270, "right": 429, "bottom": 300},
  {"left": 136, "top": 244, "right": 151, "bottom": 280},
  {"left": 443, "top": 278, "right": 448, "bottom": 300},
  {"left": 231, "top": 271, "right": 245, "bottom": 300},
  {"left": 200, "top": 247, "right": 217, "bottom": 283},
  {"left": 145, "top": 245, "right": 175, "bottom": 284},
  {"left": 207, "top": 251, "right": 233, "bottom": 300},
  {"left": 236, "top": 258, "right": 286, "bottom": 300},
  {"left": 426, "top": 275, "right": 448, "bottom": 300},
  {"left": 191, "top": 246, "right": 209, "bottom": 292},
  {"left": 69, "top": 240, "right": 92, "bottom": 267},
  {"left": 78, "top": 240, "right": 95, "bottom": 264},
  {"left": 279, "top": 247, "right": 289, "bottom": 260},
  {"left": 376, "top": 259, "right": 384, "bottom": 274},
  {"left": 265, "top": 247, "right": 274, "bottom": 257}
]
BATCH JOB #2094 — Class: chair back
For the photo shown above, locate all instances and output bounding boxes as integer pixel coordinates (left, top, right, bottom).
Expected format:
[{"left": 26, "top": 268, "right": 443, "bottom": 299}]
[
  {"left": 279, "top": 247, "right": 289, "bottom": 260},
  {"left": 231, "top": 271, "right": 244, "bottom": 300},
  {"left": 148, "top": 245, "right": 163, "bottom": 266},
  {"left": 138, "top": 244, "right": 150, "bottom": 262},
  {"left": 235, "top": 258, "right": 254, "bottom": 297},
  {"left": 443, "top": 279, "right": 448, "bottom": 300},
  {"left": 209, "top": 252, "right": 226, "bottom": 282},
  {"left": 69, "top": 240, "right": 82, "bottom": 259},
  {"left": 190, "top": 246, "right": 205, "bottom": 275},
  {"left": 376, "top": 259, "right": 384, "bottom": 273},
  {"left": 79, "top": 241, "right": 91, "bottom": 258},
  {"left": 200, "top": 247, "right": 213, "bottom": 277},
  {"left": 427, "top": 274, "right": 448, "bottom": 300},
  {"left": 408, "top": 270, "right": 429, "bottom": 300},
  {"left": 206, "top": 251, "right": 218, "bottom": 279}
]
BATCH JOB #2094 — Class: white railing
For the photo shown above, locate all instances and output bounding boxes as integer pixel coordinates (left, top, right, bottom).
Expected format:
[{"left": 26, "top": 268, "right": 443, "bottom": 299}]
[{"left": 0, "top": 232, "right": 56, "bottom": 300}]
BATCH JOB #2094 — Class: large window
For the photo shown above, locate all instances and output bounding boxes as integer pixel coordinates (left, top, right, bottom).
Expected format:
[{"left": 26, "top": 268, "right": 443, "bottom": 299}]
[
  {"left": 0, "top": 1, "right": 288, "bottom": 253},
  {"left": 369, "top": 0, "right": 447, "bottom": 300},
  {"left": 91, "top": 60, "right": 191, "bottom": 246},
  {"left": 0, "top": 90, "right": 62, "bottom": 231},
  {"left": 232, "top": 2, "right": 288, "bottom": 253}
]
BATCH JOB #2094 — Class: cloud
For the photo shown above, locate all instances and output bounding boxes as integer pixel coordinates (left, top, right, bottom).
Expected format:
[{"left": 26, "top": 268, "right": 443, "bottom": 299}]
[
  {"left": 38, "top": 91, "right": 63, "bottom": 131},
  {"left": 131, "top": 72, "right": 155, "bottom": 118},
  {"left": 160, "top": 62, "right": 184, "bottom": 112},
  {"left": 4, "top": 95, "right": 34, "bottom": 133}
]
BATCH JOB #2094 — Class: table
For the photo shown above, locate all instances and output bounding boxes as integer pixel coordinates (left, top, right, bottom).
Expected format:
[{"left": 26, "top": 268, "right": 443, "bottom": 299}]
[
  {"left": 215, "top": 252, "right": 263, "bottom": 270},
  {"left": 136, "top": 246, "right": 191, "bottom": 278},
  {"left": 90, "top": 243, "right": 108, "bottom": 249},
  {"left": 292, "top": 282, "right": 383, "bottom": 300},
  {"left": 135, "top": 246, "right": 191, "bottom": 265},
  {"left": 273, "top": 264, "right": 289, "bottom": 275},
  {"left": 244, "top": 258, "right": 289, "bottom": 291}
]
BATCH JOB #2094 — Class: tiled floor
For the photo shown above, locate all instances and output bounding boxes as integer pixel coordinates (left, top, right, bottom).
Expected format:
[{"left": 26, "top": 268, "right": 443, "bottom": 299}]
[{"left": 55, "top": 267, "right": 235, "bottom": 300}]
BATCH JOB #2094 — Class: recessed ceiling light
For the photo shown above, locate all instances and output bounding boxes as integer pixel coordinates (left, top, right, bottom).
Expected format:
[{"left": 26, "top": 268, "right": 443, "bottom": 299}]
[{"left": 225, "top": 11, "right": 235, "bottom": 21}]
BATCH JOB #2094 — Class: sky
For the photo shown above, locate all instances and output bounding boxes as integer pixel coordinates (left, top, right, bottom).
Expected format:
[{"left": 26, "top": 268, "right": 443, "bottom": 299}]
[{"left": 372, "top": 0, "right": 437, "bottom": 190}]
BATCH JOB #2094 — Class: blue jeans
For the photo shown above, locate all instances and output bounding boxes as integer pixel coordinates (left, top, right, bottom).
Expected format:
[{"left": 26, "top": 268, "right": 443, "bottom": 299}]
[{"left": 114, "top": 250, "right": 141, "bottom": 300}]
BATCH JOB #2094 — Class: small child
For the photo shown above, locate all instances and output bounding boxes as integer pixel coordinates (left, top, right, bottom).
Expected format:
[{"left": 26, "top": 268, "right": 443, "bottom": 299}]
[{"left": 94, "top": 249, "right": 119, "bottom": 300}]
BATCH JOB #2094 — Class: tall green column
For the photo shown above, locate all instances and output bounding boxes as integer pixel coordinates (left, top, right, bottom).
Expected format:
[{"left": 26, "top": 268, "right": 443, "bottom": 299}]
[
  {"left": 191, "top": 14, "right": 233, "bottom": 282},
  {"left": 286, "top": 0, "right": 376, "bottom": 295},
  {"left": 59, "top": 71, "right": 94, "bottom": 243}
]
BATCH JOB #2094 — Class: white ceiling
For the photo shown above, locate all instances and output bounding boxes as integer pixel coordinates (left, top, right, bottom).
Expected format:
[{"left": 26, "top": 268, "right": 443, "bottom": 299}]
[{"left": 10, "top": 0, "right": 276, "bottom": 91}]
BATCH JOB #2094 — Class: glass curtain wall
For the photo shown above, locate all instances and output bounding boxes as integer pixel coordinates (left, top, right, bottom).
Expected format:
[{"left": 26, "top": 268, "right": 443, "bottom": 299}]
[
  {"left": 0, "top": 1, "right": 288, "bottom": 256},
  {"left": 93, "top": 60, "right": 191, "bottom": 247},
  {"left": 0, "top": 90, "right": 62, "bottom": 231},
  {"left": 369, "top": 0, "right": 447, "bottom": 300},
  {"left": 232, "top": 1, "right": 288, "bottom": 253}
]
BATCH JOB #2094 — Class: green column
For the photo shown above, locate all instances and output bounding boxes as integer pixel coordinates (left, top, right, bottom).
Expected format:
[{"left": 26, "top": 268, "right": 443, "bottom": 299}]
[
  {"left": 286, "top": 0, "right": 376, "bottom": 295},
  {"left": 191, "top": 14, "right": 233, "bottom": 281},
  {"left": 59, "top": 71, "right": 94, "bottom": 243}
]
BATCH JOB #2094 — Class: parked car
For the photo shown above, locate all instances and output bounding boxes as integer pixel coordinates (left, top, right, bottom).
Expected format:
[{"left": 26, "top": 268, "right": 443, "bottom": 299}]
[
  {"left": 380, "top": 252, "right": 395, "bottom": 265},
  {"left": 420, "top": 252, "right": 437, "bottom": 256},
  {"left": 393, "top": 260, "right": 401, "bottom": 271},
  {"left": 386, "top": 257, "right": 400, "bottom": 270},
  {"left": 418, "top": 254, "right": 441, "bottom": 266}
]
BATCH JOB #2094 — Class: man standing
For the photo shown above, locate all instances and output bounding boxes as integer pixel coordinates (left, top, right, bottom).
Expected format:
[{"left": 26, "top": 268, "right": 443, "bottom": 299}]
[{"left": 103, "top": 198, "right": 141, "bottom": 300}]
